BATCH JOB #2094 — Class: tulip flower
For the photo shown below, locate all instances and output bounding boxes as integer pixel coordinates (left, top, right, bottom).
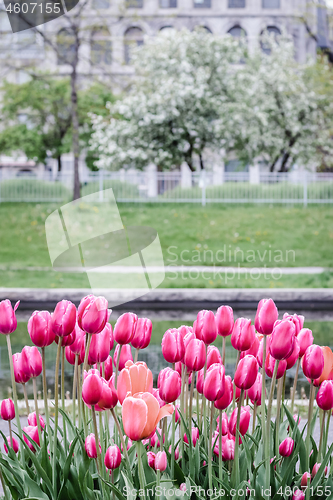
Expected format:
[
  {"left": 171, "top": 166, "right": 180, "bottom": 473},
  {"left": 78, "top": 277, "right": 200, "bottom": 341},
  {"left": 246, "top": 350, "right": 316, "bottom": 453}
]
[
  {"left": 78, "top": 295, "right": 109, "bottom": 335},
  {"left": 65, "top": 346, "right": 77, "bottom": 366},
  {"left": 121, "top": 438, "right": 132, "bottom": 452},
  {"left": 28, "top": 310, "right": 55, "bottom": 347},
  {"left": 122, "top": 392, "right": 173, "bottom": 441},
  {"left": 316, "top": 380, "right": 333, "bottom": 410},
  {"left": 279, "top": 437, "right": 294, "bottom": 457},
  {"left": 184, "top": 427, "right": 199, "bottom": 447},
  {"left": 4, "top": 436, "right": 19, "bottom": 454},
  {"left": 100, "top": 355, "right": 113, "bottom": 381},
  {"left": 313, "top": 346, "right": 333, "bottom": 386},
  {"left": 0, "top": 399, "right": 15, "bottom": 421},
  {"left": 104, "top": 445, "right": 121, "bottom": 470},
  {"left": 183, "top": 331, "right": 196, "bottom": 351},
  {"left": 240, "top": 335, "right": 260, "bottom": 360},
  {"left": 97, "top": 377, "right": 118, "bottom": 410},
  {"left": 178, "top": 325, "right": 193, "bottom": 338},
  {"left": 286, "top": 337, "right": 300, "bottom": 369},
  {"left": 269, "top": 319, "right": 295, "bottom": 360},
  {"left": 28, "top": 412, "right": 45, "bottom": 429},
  {"left": 203, "top": 363, "right": 225, "bottom": 401},
  {"left": 0, "top": 299, "right": 19, "bottom": 335},
  {"left": 184, "top": 339, "right": 206, "bottom": 372},
  {"left": 131, "top": 317, "right": 152, "bottom": 350},
  {"left": 194, "top": 310, "right": 217, "bottom": 345},
  {"left": 21, "top": 346, "right": 42, "bottom": 378},
  {"left": 114, "top": 312, "right": 138, "bottom": 345},
  {"left": 82, "top": 369, "right": 103, "bottom": 406},
  {"left": 247, "top": 372, "right": 262, "bottom": 405},
  {"left": 216, "top": 305, "right": 234, "bottom": 337},
  {"left": 113, "top": 344, "right": 133, "bottom": 372},
  {"left": 255, "top": 298, "right": 278, "bottom": 335},
  {"left": 55, "top": 328, "right": 76, "bottom": 347},
  {"left": 88, "top": 324, "right": 111, "bottom": 365},
  {"left": 293, "top": 490, "right": 305, "bottom": 500},
  {"left": 301, "top": 472, "right": 311, "bottom": 489},
  {"left": 216, "top": 412, "right": 228, "bottom": 435},
  {"left": 231, "top": 318, "right": 255, "bottom": 352},
  {"left": 158, "top": 367, "right": 181, "bottom": 403},
  {"left": 214, "top": 375, "right": 233, "bottom": 410},
  {"left": 234, "top": 355, "right": 258, "bottom": 391},
  {"left": 23, "top": 425, "right": 40, "bottom": 452},
  {"left": 161, "top": 329, "right": 185, "bottom": 364},
  {"left": 196, "top": 368, "right": 204, "bottom": 394},
  {"left": 155, "top": 451, "right": 167, "bottom": 472},
  {"left": 85, "top": 433, "right": 101, "bottom": 459},
  {"left": 69, "top": 324, "right": 85, "bottom": 355},
  {"left": 256, "top": 336, "right": 270, "bottom": 368},
  {"left": 153, "top": 388, "right": 166, "bottom": 408},
  {"left": 51, "top": 300, "right": 77, "bottom": 337},
  {"left": 302, "top": 345, "right": 325, "bottom": 381},
  {"left": 312, "top": 463, "right": 328, "bottom": 478},
  {"left": 229, "top": 406, "right": 251, "bottom": 436},
  {"left": 13, "top": 352, "right": 30, "bottom": 384},
  {"left": 147, "top": 451, "right": 156, "bottom": 468},
  {"left": 221, "top": 434, "right": 235, "bottom": 461},
  {"left": 282, "top": 312, "right": 304, "bottom": 336},
  {"left": 117, "top": 361, "right": 153, "bottom": 404},
  {"left": 297, "top": 328, "right": 314, "bottom": 358},
  {"left": 265, "top": 353, "right": 287, "bottom": 379},
  {"left": 207, "top": 345, "right": 222, "bottom": 368}
]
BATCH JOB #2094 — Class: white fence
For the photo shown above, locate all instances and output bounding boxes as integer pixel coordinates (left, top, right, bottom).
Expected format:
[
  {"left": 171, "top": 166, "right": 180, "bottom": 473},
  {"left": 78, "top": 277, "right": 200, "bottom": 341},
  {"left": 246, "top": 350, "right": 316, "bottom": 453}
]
[{"left": 1, "top": 169, "right": 333, "bottom": 206}]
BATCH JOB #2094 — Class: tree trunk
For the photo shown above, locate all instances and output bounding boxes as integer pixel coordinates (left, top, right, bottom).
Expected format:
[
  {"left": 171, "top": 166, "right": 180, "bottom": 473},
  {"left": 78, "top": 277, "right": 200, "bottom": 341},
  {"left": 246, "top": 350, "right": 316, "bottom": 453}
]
[
  {"left": 57, "top": 155, "right": 62, "bottom": 173},
  {"left": 279, "top": 152, "right": 290, "bottom": 172},
  {"left": 70, "top": 69, "right": 80, "bottom": 200},
  {"left": 199, "top": 153, "right": 205, "bottom": 170}
]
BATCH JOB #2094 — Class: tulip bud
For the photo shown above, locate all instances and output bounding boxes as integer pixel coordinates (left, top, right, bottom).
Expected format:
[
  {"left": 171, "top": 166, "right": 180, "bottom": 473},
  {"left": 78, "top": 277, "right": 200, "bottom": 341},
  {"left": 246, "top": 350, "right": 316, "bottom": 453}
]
[
  {"left": 247, "top": 372, "right": 262, "bottom": 404},
  {"left": 255, "top": 298, "right": 278, "bottom": 335},
  {"left": 286, "top": 337, "right": 300, "bottom": 369},
  {"left": 85, "top": 433, "right": 101, "bottom": 458},
  {"left": 88, "top": 324, "right": 111, "bottom": 365},
  {"left": 113, "top": 344, "right": 133, "bottom": 371},
  {"left": 69, "top": 324, "right": 85, "bottom": 355},
  {"left": 51, "top": 300, "right": 76, "bottom": 337},
  {"left": 104, "top": 445, "right": 121, "bottom": 470},
  {"left": 312, "top": 463, "right": 328, "bottom": 478},
  {"left": 222, "top": 435, "right": 235, "bottom": 461},
  {"left": 131, "top": 317, "right": 152, "bottom": 350},
  {"left": 234, "top": 355, "right": 258, "bottom": 391},
  {"left": 28, "top": 310, "right": 55, "bottom": 347},
  {"left": 21, "top": 346, "right": 42, "bottom": 378},
  {"left": 97, "top": 377, "right": 118, "bottom": 410},
  {"left": 203, "top": 363, "right": 225, "bottom": 401},
  {"left": 82, "top": 369, "right": 103, "bottom": 406},
  {"left": 302, "top": 345, "right": 324, "bottom": 381},
  {"left": 0, "top": 399, "right": 15, "bottom": 421},
  {"left": 147, "top": 451, "right": 156, "bottom": 468},
  {"left": 196, "top": 368, "right": 204, "bottom": 395},
  {"left": 184, "top": 427, "right": 199, "bottom": 447},
  {"left": 229, "top": 406, "right": 251, "bottom": 436},
  {"left": 269, "top": 319, "right": 295, "bottom": 360},
  {"left": 28, "top": 412, "right": 45, "bottom": 429},
  {"left": 65, "top": 346, "right": 76, "bottom": 366},
  {"left": 13, "top": 352, "right": 30, "bottom": 384},
  {"left": 301, "top": 472, "right": 311, "bottom": 489},
  {"left": 184, "top": 339, "right": 206, "bottom": 372},
  {"left": 214, "top": 375, "right": 233, "bottom": 410},
  {"left": 195, "top": 310, "right": 217, "bottom": 345},
  {"left": 297, "top": 328, "right": 314, "bottom": 358},
  {"left": 162, "top": 329, "right": 185, "bottom": 364},
  {"left": 158, "top": 368, "right": 181, "bottom": 403},
  {"left": 23, "top": 425, "right": 40, "bottom": 452},
  {"left": 114, "top": 312, "right": 138, "bottom": 345},
  {"left": 231, "top": 318, "right": 255, "bottom": 352},
  {"left": 265, "top": 353, "right": 287, "bottom": 380},
  {"left": 316, "top": 380, "right": 333, "bottom": 411},
  {"left": 4, "top": 436, "right": 19, "bottom": 454},
  {"left": 0, "top": 300, "right": 19, "bottom": 335},
  {"left": 216, "top": 305, "right": 234, "bottom": 337},
  {"left": 279, "top": 437, "right": 294, "bottom": 457},
  {"left": 207, "top": 345, "right": 222, "bottom": 368},
  {"left": 293, "top": 490, "right": 305, "bottom": 500},
  {"left": 78, "top": 295, "right": 109, "bottom": 335},
  {"left": 155, "top": 451, "right": 167, "bottom": 472},
  {"left": 100, "top": 355, "right": 113, "bottom": 381},
  {"left": 179, "top": 484, "right": 186, "bottom": 492}
]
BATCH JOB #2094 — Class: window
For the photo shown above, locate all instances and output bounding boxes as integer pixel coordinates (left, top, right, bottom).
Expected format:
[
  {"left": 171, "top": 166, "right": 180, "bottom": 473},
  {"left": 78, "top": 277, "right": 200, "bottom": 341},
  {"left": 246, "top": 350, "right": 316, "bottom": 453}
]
[
  {"left": 260, "top": 26, "right": 281, "bottom": 53},
  {"left": 262, "top": 0, "right": 280, "bottom": 8},
  {"left": 228, "top": 0, "right": 245, "bottom": 7},
  {"left": 91, "top": 28, "right": 111, "bottom": 65},
  {"left": 124, "top": 27, "right": 144, "bottom": 64},
  {"left": 193, "top": 0, "right": 211, "bottom": 8},
  {"left": 160, "top": 0, "right": 177, "bottom": 6},
  {"left": 228, "top": 26, "right": 246, "bottom": 37},
  {"left": 57, "top": 28, "right": 76, "bottom": 65},
  {"left": 126, "top": 0, "right": 143, "bottom": 7},
  {"left": 93, "top": 0, "right": 110, "bottom": 8}
]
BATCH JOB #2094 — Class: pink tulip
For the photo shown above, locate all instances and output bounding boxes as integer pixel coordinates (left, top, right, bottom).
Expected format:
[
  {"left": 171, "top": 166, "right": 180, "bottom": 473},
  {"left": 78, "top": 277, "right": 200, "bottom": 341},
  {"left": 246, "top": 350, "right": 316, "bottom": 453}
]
[
  {"left": 184, "top": 339, "right": 206, "bottom": 372},
  {"left": 69, "top": 324, "right": 85, "bottom": 355},
  {"left": 88, "top": 324, "right": 111, "bottom": 365},
  {"left": 13, "top": 353, "right": 30, "bottom": 384},
  {"left": 286, "top": 337, "right": 300, "bottom": 369},
  {"left": 150, "top": 431, "right": 164, "bottom": 448},
  {"left": 293, "top": 490, "right": 305, "bottom": 500},
  {"left": 301, "top": 472, "right": 311, "bottom": 488},
  {"left": 0, "top": 399, "right": 15, "bottom": 421},
  {"left": 216, "top": 305, "right": 234, "bottom": 337},
  {"left": 297, "top": 328, "right": 314, "bottom": 358},
  {"left": 231, "top": 318, "right": 255, "bottom": 352},
  {"left": 256, "top": 336, "right": 270, "bottom": 368},
  {"left": 131, "top": 317, "right": 152, "bottom": 349},
  {"left": 265, "top": 353, "right": 287, "bottom": 379},
  {"left": 23, "top": 425, "right": 40, "bottom": 451},
  {"left": 184, "top": 427, "right": 199, "bottom": 447},
  {"left": 302, "top": 345, "right": 325, "bottom": 381},
  {"left": 316, "top": 380, "right": 333, "bottom": 410},
  {"left": 279, "top": 437, "right": 294, "bottom": 457},
  {"left": 269, "top": 319, "right": 295, "bottom": 360},
  {"left": 114, "top": 312, "right": 138, "bottom": 345},
  {"left": 99, "top": 355, "right": 113, "bottom": 381},
  {"left": 147, "top": 451, "right": 156, "bottom": 468},
  {"left": 216, "top": 412, "right": 228, "bottom": 435},
  {"left": 162, "top": 329, "right": 185, "bottom": 364},
  {"left": 196, "top": 368, "right": 204, "bottom": 394},
  {"left": 247, "top": 372, "right": 262, "bottom": 405},
  {"left": 121, "top": 438, "right": 132, "bottom": 452},
  {"left": 207, "top": 345, "right": 222, "bottom": 368},
  {"left": 194, "top": 310, "right": 217, "bottom": 345},
  {"left": 158, "top": 368, "right": 181, "bottom": 403},
  {"left": 312, "top": 463, "right": 328, "bottom": 478},
  {"left": 214, "top": 375, "right": 233, "bottom": 410},
  {"left": 97, "top": 376, "right": 118, "bottom": 410},
  {"left": 0, "top": 299, "right": 19, "bottom": 335},
  {"left": 179, "top": 483, "right": 186, "bottom": 492},
  {"left": 240, "top": 335, "right": 260, "bottom": 360},
  {"left": 78, "top": 295, "right": 109, "bottom": 335},
  {"left": 113, "top": 344, "right": 133, "bottom": 371},
  {"left": 51, "top": 300, "right": 76, "bottom": 337},
  {"left": 183, "top": 330, "right": 196, "bottom": 351},
  {"left": 28, "top": 310, "right": 55, "bottom": 347},
  {"left": 55, "top": 327, "right": 76, "bottom": 347},
  {"left": 117, "top": 361, "right": 153, "bottom": 404},
  {"left": 82, "top": 369, "right": 103, "bottom": 406},
  {"left": 104, "top": 445, "right": 121, "bottom": 470},
  {"left": 65, "top": 346, "right": 77, "bottom": 366},
  {"left": 4, "top": 436, "right": 19, "bottom": 454},
  {"left": 28, "top": 412, "right": 45, "bottom": 429},
  {"left": 234, "top": 355, "right": 258, "bottom": 391},
  {"left": 229, "top": 406, "right": 251, "bottom": 436},
  {"left": 282, "top": 313, "right": 304, "bottom": 336},
  {"left": 155, "top": 450, "right": 167, "bottom": 471},
  {"left": 203, "top": 363, "right": 225, "bottom": 401},
  {"left": 21, "top": 346, "right": 42, "bottom": 378},
  {"left": 221, "top": 434, "right": 235, "bottom": 461},
  {"left": 85, "top": 433, "right": 101, "bottom": 458},
  {"left": 255, "top": 298, "right": 278, "bottom": 336}
]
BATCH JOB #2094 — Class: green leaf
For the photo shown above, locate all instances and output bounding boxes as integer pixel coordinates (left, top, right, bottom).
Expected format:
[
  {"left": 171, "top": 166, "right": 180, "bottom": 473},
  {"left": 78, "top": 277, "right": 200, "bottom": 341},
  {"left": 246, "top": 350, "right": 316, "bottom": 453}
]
[{"left": 311, "top": 443, "right": 333, "bottom": 492}]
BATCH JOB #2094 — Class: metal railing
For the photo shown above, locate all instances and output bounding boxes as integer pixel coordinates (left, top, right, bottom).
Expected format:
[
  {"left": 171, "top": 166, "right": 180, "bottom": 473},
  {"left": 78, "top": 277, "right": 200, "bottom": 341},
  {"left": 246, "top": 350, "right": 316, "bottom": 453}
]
[{"left": 1, "top": 169, "right": 333, "bottom": 205}]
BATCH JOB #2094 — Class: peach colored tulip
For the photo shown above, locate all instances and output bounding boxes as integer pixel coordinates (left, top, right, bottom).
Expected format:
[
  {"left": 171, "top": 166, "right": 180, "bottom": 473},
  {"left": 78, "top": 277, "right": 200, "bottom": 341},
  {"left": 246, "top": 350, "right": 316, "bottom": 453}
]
[
  {"left": 117, "top": 361, "right": 153, "bottom": 404},
  {"left": 122, "top": 392, "right": 173, "bottom": 441},
  {"left": 313, "top": 346, "right": 333, "bottom": 386}
]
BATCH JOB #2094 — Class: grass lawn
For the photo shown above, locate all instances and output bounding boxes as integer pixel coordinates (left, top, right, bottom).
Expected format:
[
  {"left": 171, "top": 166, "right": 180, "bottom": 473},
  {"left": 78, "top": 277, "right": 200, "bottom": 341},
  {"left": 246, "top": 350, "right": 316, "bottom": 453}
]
[{"left": 0, "top": 202, "right": 333, "bottom": 288}]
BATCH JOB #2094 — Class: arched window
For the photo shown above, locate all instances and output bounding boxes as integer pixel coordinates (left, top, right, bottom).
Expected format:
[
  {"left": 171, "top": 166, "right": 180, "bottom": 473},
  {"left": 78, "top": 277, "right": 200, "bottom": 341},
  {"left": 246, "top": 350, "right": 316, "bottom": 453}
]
[
  {"left": 228, "top": 26, "right": 246, "bottom": 38},
  {"left": 57, "top": 28, "right": 76, "bottom": 65},
  {"left": 193, "top": 26, "right": 212, "bottom": 33},
  {"left": 91, "top": 27, "right": 111, "bottom": 65},
  {"left": 160, "top": 0, "right": 177, "bottom": 6},
  {"left": 260, "top": 26, "right": 281, "bottom": 54},
  {"left": 160, "top": 26, "right": 176, "bottom": 34},
  {"left": 124, "top": 27, "right": 143, "bottom": 64}
]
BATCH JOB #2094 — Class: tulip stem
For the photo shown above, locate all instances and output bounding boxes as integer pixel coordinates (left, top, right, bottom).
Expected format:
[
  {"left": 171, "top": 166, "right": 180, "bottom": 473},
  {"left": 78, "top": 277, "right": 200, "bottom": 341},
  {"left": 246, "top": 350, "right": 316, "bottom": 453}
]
[
  {"left": 208, "top": 401, "right": 214, "bottom": 491},
  {"left": 171, "top": 404, "right": 176, "bottom": 478},
  {"left": 323, "top": 410, "right": 331, "bottom": 461},
  {"left": 222, "top": 337, "right": 226, "bottom": 366},
  {"left": 41, "top": 347, "right": 51, "bottom": 444},
  {"left": 52, "top": 337, "right": 62, "bottom": 495},
  {"left": 218, "top": 409, "right": 223, "bottom": 481},
  {"left": 22, "top": 383, "right": 30, "bottom": 416},
  {"left": 0, "top": 466, "right": 9, "bottom": 500},
  {"left": 180, "top": 365, "right": 185, "bottom": 469},
  {"left": 156, "top": 469, "right": 160, "bottom": 492},
  {"left": 115, "top": 345, "right": 121, "bottom": 390},
  {"left": 203, "top": 350, "right": 208, "bottom": 442},
  {"left": 110, "top": 408, "right": 129, "bottom": 462},
  {"left": 232, "top": 351, "right": 240, "bottom": 411},
  {"left": 261, "top": 335, "right": 267, "bottom": 466},
  {"left": 6, "top": 335, "right": 23, "bottom": 456},
  {"left": 275, "top": 377, "right": 283, "bottom": 455},
  {"left": 136, "top": 441, "right": 146, "bottom": 499},
  {"left": 83, "top": 332, "right": 92, "bottom": 378},
  {"left": 233, "top": 388, "right": 244, "bottom": 489},
  {"left": 266, "top": 359, "right": 279, "bottom": 499},
  {"left": 8, "top": 421, "right": 13, "bottom": 449},
  {"left": 91, "top": 405, "right": 102, "bottom": 473},
  {"left": 252, "top": 403, "right": 257, "bottom": 434},
  {"left": 32, "top": 377, "right": 42, "bottom": 445},
  {"left": 188, "top": 372, "right": 195, "bottom": 427},
  {"left": 291, "top": 358, "right": 300, "bottom": 414},
  {"left": 134, "top": 348, "right": 139, "bottom": 363},
  {"left": 318, "top": 409, "right": 325, "bottom": 462},
  {"left": 72, "top": 354, "right": 78, "bottom": 427},
  {"left": 61, "top": 346, "right": 68, "bottom": 451},
  {"left": 306, "top": 382, "right": 315, "bottom": 500}
]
